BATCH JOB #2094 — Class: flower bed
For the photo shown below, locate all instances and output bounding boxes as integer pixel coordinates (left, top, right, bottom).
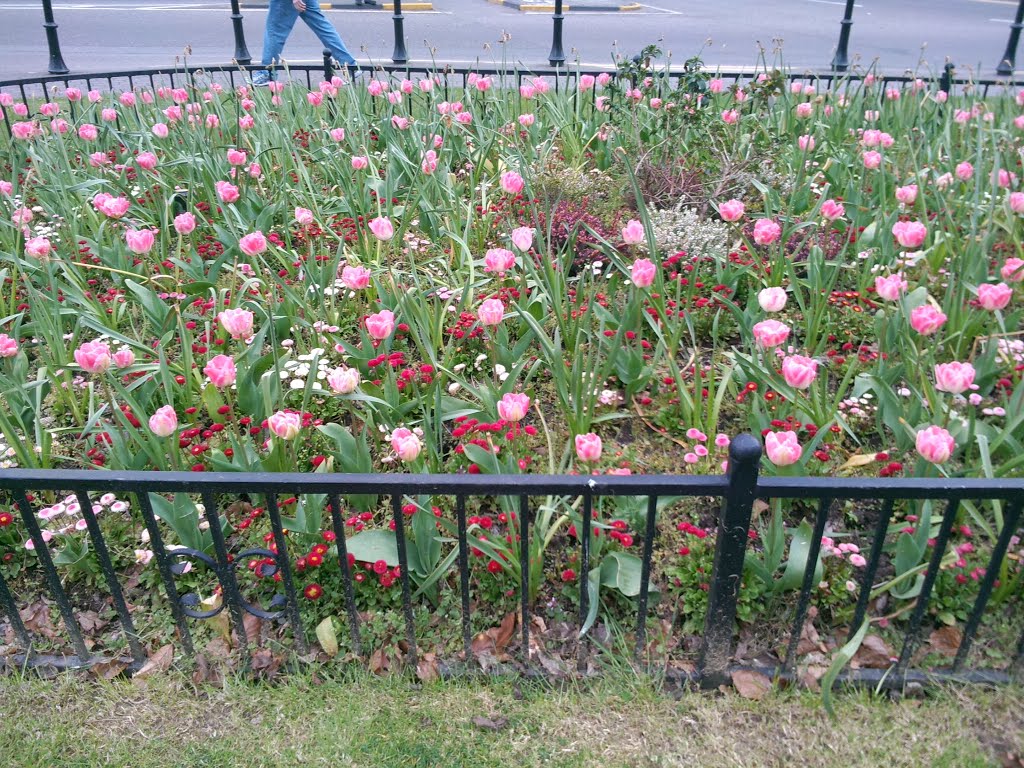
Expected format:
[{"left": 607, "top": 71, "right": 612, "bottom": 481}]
[{"left": 0, "top": 56, "right": 1022, "bottom": 676}]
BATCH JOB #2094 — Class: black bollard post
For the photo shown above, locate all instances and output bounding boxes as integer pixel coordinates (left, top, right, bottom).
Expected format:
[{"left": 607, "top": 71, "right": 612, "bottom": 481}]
[
  {"left": 323, "top": 49, "right": 333, "bottom": 81},
  {"left": 40, "top": 0, "right": 70, "bottom": 74},
  {"left": 229, "top": 0, "right": 252, "bottom": 65},
  {"left": 830, "top": 0, "right": 856, "bottom": 72},
  {"left": 391, "top": 0, "right": 408, "bottom": 64},
  {"left": 997, "top": 0, "right": 1024, "bottom": 76},
  {"left": 548, "top": 0, "right": 565, "bottom": 67},
  {"left": 940, "top": 62, "right": 954, "bottom": 95}
]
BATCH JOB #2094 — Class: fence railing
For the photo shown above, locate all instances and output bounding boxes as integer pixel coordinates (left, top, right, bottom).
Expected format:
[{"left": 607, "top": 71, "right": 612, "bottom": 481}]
[
  {"left": 24, "top": 0, "right": 1024, "bottom": 77},
  {"left": 1, "top": 433, "right": 1021, "bottom": 689}
]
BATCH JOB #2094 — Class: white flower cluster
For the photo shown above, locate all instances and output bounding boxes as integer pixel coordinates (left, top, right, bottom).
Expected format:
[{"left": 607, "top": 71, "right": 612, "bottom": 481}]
[
  {"left": 645, "top": 204, "right": 730, "bottom": 261},
  {"left": 278, "top": 348, "right": 330, "bottom": 390}
]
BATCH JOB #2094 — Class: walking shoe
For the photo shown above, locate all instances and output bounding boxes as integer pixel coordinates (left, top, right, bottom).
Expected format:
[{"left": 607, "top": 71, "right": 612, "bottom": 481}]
[{"left": 250, "top": 70, "right": 272, "bottom": 87}]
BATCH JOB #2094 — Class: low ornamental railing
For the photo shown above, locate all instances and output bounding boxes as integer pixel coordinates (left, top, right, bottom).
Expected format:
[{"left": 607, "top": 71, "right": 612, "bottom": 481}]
[{"left": 0, "top": 434, "right": 1022, "bottom": 688}]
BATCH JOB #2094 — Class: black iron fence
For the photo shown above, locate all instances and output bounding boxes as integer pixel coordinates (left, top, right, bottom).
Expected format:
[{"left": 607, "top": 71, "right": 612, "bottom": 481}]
[
  {"left": 1, "top": 434, "right": 1021, "bottom": 689},
  {"left": 24, "top": 0, "right": 1024, "bottom": 77}
]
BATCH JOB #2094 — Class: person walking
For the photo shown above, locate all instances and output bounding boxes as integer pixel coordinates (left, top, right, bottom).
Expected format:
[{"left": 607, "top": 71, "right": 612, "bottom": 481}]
[{"left": 252, "top": 0, "right": 358, "bottom": 85}]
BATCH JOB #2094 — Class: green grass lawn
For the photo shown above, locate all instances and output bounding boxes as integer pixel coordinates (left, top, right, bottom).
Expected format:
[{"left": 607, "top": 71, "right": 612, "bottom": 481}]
[{"left": 0, "top": 669, "right": 1019, "bottom": 767}]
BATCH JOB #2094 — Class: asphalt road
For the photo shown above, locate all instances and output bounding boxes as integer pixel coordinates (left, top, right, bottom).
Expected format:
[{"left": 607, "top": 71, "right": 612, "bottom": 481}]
[{"left": 0, "top": 0, "right": 1021, "bottom": 81}]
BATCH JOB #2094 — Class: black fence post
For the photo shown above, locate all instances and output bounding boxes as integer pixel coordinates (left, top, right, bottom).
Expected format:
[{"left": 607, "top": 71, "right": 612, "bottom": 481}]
[
  {"left": 696, "top": 433, "right": 762, "bottom": 688},
  {"left": 830, "top": 0, "right": 856, "bottom": 72},
  {"left": 997, "top": 0, "right": 1024, "bottom": 75},
  {"left": 229, "top": 0, "right": 252, "bottom": 66},
  {"left": 940, "top": 62, "right": 955, "bottom": 95},
  {"left": 548, "top": 0, "right": 565, "bottom": 67},
  {"left": 391, "top": 0, "right": 408, "bottom": 64},
  {"left": 40, "top": 0, "right": 70, "bottom": 75},
  {"left": 323, "top": 50, "right": 333, "bottom": 81}
]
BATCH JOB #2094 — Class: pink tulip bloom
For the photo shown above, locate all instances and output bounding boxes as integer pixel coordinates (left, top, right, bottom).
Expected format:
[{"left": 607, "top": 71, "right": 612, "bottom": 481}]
[
  {"left": 862, "top": 150, "right": 882, "bottom": 169},
  {"left": 226, "top": 148, "right": 247, "bottom": 166},
  {"left": 752, "top": 319, "right": 790, "bottom": 348},
  {"left": 500, "top": 171, "right": 525, "bottom": 195},
  {"left": 11, "top": 207, "right": 32, "bottom": 225},
  {"left": 12, "top": 122, "right": 37, "bottom": 140},
  {"left": 895, "top": 184, "right": 918, "bottom": 205},
  {"left": 820, "top": 199, "right": 845, "bottom": 221},
  {"left": 96, "top": 195, "right": 130, "bottom": 218},
  {"left": 206, "top": 114, "right": 220, "bottom": 129},
  {"left": 1001, "top": 257, "right": 1024, "bottom": 282},
  {"left": 368, "top": 216, "right": 395, "bottom": 241},
  {"left": 365, "top": 309, "right": 396, "bottom": 340},
  {"left": 795, "top": 102, "right": 813, "bottom": 119},
  {"left": 390, "top": 427, "right": 422, "bottom": 462},
  {"left": 578, "top": 74, "right": 596, "bottom": 91},
  {"left": 173, "top": 212, "right": 197, "bottom": 235},
  {"left": 238, "top": 115, "right": 255, "bottom": 131},
  {"left": 484, "top": 248, "right": 516, "bottom": 275},
  {"left": 391, "top": 115, "right": 411, "bottom": 130},
  {"left": 765, "top": 431, "right": 802, "bottom": 466},
  {"left": 75, "top": 341, "right": 112, "bottom": 374},
  {"left": 204, "top": 355, "right": 237, "bottom": 387},
  {"left": 119, "top": 92, "right": 136, "bottom": 107},
  {"left": 630, "top": 258, "right": 657, "bottom": 288},
  {"left": 101, "top": 108, "right": 117, "bottom": 122},
  {"left": 136, "top": 152, "right": 158, "bottom": 171},
  {"left": 327, "top": 366, "right": 361, "bottom": 394},
  {"left": 909, "top": 305, "right": 947, "bottom": 335},
  {"left": 149, "top": 405, "right": 178, "bottom": 437},
  {"left": 891, "top": 220, "right": 927, "bottom": 249},
  {"left": 351, "top": 155, "right": 369, "bottom": 170},
  {"left": 25, "top": 236, "right": 51, "bottom": 258},
  {"left": 1009, "top": 192, "right": 1024, "bottom": 214},
  {"left": 89, "top": 152, "right": 110, "bottom": 168},
  {"left": 518, "top": 113, "right": 535, "bottom": 127},
  {"left": 752, "top": 218, "right": 781, "bottom": 245},
  {"left": 113, "top": 348, "right": 135, "bottom": 367},
  {"left": 421, "top": 150, "right": 438, "bottom": 175},
  {"left": 77, "top": 124, "right": 98, "bottom": 141},
  {"left": 0, "top": 181, "right": 13, "bottom": 196},
  {"left": 758, "top": 287, "right": 787, "bottom": 312},
  {"left": 477, "top": 298, "right": 505, "bottom": 326},
  {"left": 218, "top": 308, "right": 255, "bottom": 340},
  {"left": 268, "top": 410, "right": 302, "bottom": 440},
  {"left": 341, "top": 265, "right": 371, "bottom": 290},
  {"left": 977, "top": 282, "right": 1013, "bottom": 311},
  {"left": 238, "top": 231, "right": 267, "bottom": 257},
  {"left": 511, "top": 227, "right": 534, "bottom": 252},
  {"left": 575, "top": 432, "right": 602, "bottom": 463},
  {"left": 0, "top": 334, "right": 19, "bottom": 358},
  {"left": 934, "top": 362, "right": 976, "bottom": 394},
  {"left": 125, "top": 229, "right": 156, "bottom": 255},
  {"left": 294, "top": 207, "right": 314, "bottom": 226},
  {"left": 621, "top": 219, "right": 645, "bottom": 245},
  {"left": 330, "top": 127, "right": 346, "bottom": 142},
  {"left": 497, "top": 393, "right": 531, "bottom": 422},
  {"left": 797, "top": 134, "right": 815, "bottom": 151},
  {"left": 719, "top": 199, "right": 745, "bottom": 222},
  {"left": 151, "top": 123, "right": 169, "bottom": 138},
  {"left": 916, "top": 425, "right": 955, "bottom": 464},
  {"left": 874, "top": 273, "right": 908, "bottom": 301},
  {"left": 721, "top": 109, "right": 739, "bottom": 124},
  {"left": 781, "top": 355, "right": 818, "bottom": 389},
  {"left": 955, "top": 161, "right": 974, "bottom": 180},
  {"left": 520, "top": 84, "right": 536, "bottom": 99},
  {"left": 40, "top": 102, "right": 60, "bottom": 117}
]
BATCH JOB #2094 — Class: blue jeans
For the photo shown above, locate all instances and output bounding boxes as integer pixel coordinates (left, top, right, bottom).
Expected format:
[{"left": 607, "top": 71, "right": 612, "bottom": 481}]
[{"left": 261, "top": 0, "right": 356, "bottom": 70}]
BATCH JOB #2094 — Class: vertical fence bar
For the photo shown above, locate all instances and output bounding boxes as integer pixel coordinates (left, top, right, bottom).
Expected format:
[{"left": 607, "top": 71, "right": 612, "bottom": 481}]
[
  {"left": 850, "top": 498, "right": 895, "bottom": 634},
  {"left": 200, "top": 490, "right": 249, "bottom": 663},
  {"left": 14, "top": 491, "right": 90, "bottom": 662},
  {"left": 134, "top": 491, "right": 194, "bottom": 656},
  {"left": 997, "top": 0, "right": 1024, "bottom": 75},
  {"left": 831, "top": 0, "right": 856, "bottom": 72},
  {"left": 228, "top": 0, "right": 252, "bottom": 65},
  {"left": 391, "top": 0, "right": 408, "bottom": 64},
  {"left": 391, "top": 494, "right": 417, "bottom": 668},
  {"left": 953, "top": 500, "right": 1022, "bottom": 671},
  {"left": 455, "top": 495, "right": 472, "bottom": 658},
  {"left": 782, "top": 497, "right": 833, "bottom": 673},
  {"left": 40, "top": 0, "right": 70, "bottom": 74},
  {"left": 893, "top": 498, "right": 961, "bottom": 678},
  {"left": 0, "top": 567, "right": 32, "bottom": 650},
  {"left": 519, "top": 494, "right": 530, "bottom": 656},
  {"left": 328, "top": 493, "right": 362, "bottom": 656},
  {"left": 323, "top": 50, "right": 333, "bottom": 82},
  {"left": 264, "top": 494, "right": 307, "bottom": 654},
  {"left": 634, "top": 494, "right": 659, "bottom": 662},
  {"left": 696, "top": 433, "right": 762, "bottom": 688},
  {"left": 548, "top": 0, "right": 565, "bottom": 67},
  {"left": 577, "top": 491, "right": 592, "bottom": 671},
  {"left": 73, "top": 489, "right": 145, "bottom": 663}
]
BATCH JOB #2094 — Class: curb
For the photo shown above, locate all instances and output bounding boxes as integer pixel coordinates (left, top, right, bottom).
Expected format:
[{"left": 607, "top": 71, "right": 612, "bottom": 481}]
[
  {"left": 241, "top": 1, "right": 434, "bottom": 9},
  {"left": 488, "top": 0, "right": 639, "bottom": 10}
]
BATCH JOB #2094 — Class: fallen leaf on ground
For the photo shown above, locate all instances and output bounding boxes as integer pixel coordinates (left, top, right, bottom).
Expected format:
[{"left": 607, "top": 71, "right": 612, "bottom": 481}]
[
  {"left": 472, "top": 611, "right": 517, "bottom": 657},
  {"left": 416, "top": 652, "right": 439, "bottom": 683},
  {"left": 242, "top": 614, "right": 263, "bottom": 647},
  {"left": 191, "top": 653, "right": 220, "bottom": 685},
  {"left": 368, "top": 648, "right": 391, "bottom": 675},
  {"left": 250, "top": 648, "right": 282, "bottom": 679},
  {"left": 19, "top": 601, "right": 57, "bottom": 639},
  {"left": 471, "top": 715, "right": 509, "bottom": 731},
  {"left": 927, "top": 625, "right": 962, "bottom": 657},
  {"left": 134, "top": 644, "right": 174, "bottom": 678},
  {"left": 77, "top": 610, "right": 107, "bottom": 635},
  {"left": 732, "top": 669, "right": 772, "bottom": 700},
  {"left": 852, "top": 634, "right": 893, "bottom": 669},
  {"left": 89, "top": 658, "right": 129, "bottom": 680}
]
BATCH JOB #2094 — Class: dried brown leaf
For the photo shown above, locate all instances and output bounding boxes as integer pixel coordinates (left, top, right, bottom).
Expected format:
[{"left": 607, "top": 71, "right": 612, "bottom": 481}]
[
  {"left": 19, "top": 601, "right": 57, "bottom": 639},
  {"left": 368, "top": 648, "right": 390, "bottom": 675},
  {"left": 250, "top": 648, "right": 282, "bottom": 679},
  {"left": 927, "top": 625, "right": 962, "bottom": 658},
  {"left": 415, "top": 652, "right": 439, "bottom": 683},
  {"left": 191, "top": 653, "right": 220, "bottom": 685},
  {"left": 77, "top": 610, "right": 107, "bottom": 635},
  {"left": 732, "top": 669, "right": 772, "bottom": 700},
  {"left": 242, "top": 614, "right": 263, "bottom": 647},
  {"left": 852, "top": 634, "right": 894, "bottom": 669},
  {"left": 90, "top": 658, "right": 129, "bottom": 680},
  {"left": 471, "top": 715, "right": 509, "bottom": 731},
  {"left": 134, "top": 644, "right": 174, "bottom": 679}
]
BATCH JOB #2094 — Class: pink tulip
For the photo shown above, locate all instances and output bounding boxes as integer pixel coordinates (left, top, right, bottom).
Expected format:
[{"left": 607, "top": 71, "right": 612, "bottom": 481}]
[
  {"left": 892, "top": 220, "right": 927, "bottom": 249},
  {"left": 765, "top": 431, "right": 802, "bottom": 466},
  {"left": 781, "top": 355, "right": 818, "bottom": 389},
  {"left": 330, "top": 127, "right": 346, "bottom": 142},
  {"left": 215, "top": 181, "right": 240, "bottom": 204},
  {"left": 484, "top": 248, "right": 516, "bottom": 275},
  {"left": 78, "top": 124, "right": 98, "bottom": 141},
  {"left": 390, "top": 427, "right": 422, "bottom": 462},
  {"left": 151, "top": 123, "right": 169, "bottom": 138},
  {"left": 294, "top": 207, "right": 314, "bottom": 225},
  {"left": 226, "top": 148, "right": 247, "bottom": 166},
  {"left": 238, "top": 231, "right": 267, "bottom": 257},
  {"left": 238, "top": 115, "right": 254, "bottom": 131},
  {"left": 149, "top": 405, "right": 178, "bottom": 437},
  {"left": 719, "top": 199, "right": 745, "bottom": 222},
  {"left": 113, "top": 348, "right": 135, "bottom": 368},
  {"left": 874, "top": 273, "right": 908, "bottom": 301},
  {"left": 1001, "top": 257, "right": 1024, "bottom": 283},
  {"left": 955, "top": 161, "right": 974, "bottom": 180},
  {"left": 421, "top": 150, "right": 438, "bottom": 175},
  {"left": 500, "top": 171, "right": 525, "bottom": 195},
  {"left": 797, "top": 134, "right": 815, "bottom": 151},
  {"left": 351, "top": 155, "right": 369, "bottom": 170},
  {"left": 578, "top": 74, "right": 596, "bottom": 91},
  {"left": 977, "top": 282, "right": 1013, "bottom": 311},
  {"left": 518, "top": 113, "right": 535, "bottom": 127},
  {"left": 101, "top": 108, "right": 117, "bottom": 122},
  {"left": 895, "top": 184, "right": 918, "bottom": 205},
  {"left": 934, "top": 362, "right": 976, "bottom": 394},
  {"left": 752, "top": 219, "right": 781, "bottom": 245},
  {"left": 916, "top": 425, "right": 955, "bottom": 464},
  {"left": 511, "top": 227, "right": 534, "bottom": 252},
  {"left": 119, "top": 92, "right": 136, "bottom": 107},
  {"left": 365, "top": 309, "right": 396, "bottom": 340},
  {"left": 820, "top": 199, "right": 845, "bottom": 221},
  {"left": 0, "top": 334, "right": 19, "bottom": 358},
  {"left": 204, "top": 355, "right": 237, "bottom": 387},
  {"left": 327, "top": 366, "right": 361, "bottom": 394},
  {"left": 758, "top": 287, "right": 787, "bottom": 312},
  {"left": 391, "top": 115, "right": 410, "bottom": 130},
  {"left": 341, "top": 265, "right": 371, "bottom": 290},
  {"left": 630, "top": 258, "right": 657, "bottom": 288},
  {"left": 477, "top": 298, "right": 505, "bottom": 326},
  {"left": 862, "top": 150, "right": 882, "bottom": 169},
  {"left": 497, "top": 393, "right": 531, "bottom": 422},
  {"left": 74, "top": 341, "right": 112, "bottom": 374},
  {"left": 621, "top": 219, "right": 645, "bottom": 245},
  {"left": 368, "top": 216, "right": 394, "bottom": 241},
  {"left": 24, "top": 237, "right": 52, "bottom": 258},
  {"left": 218, "top": 308, "right": 254, "bottom": 340},
  {"left": 173, "top": 212, "right": 197, "bottom": 235},
  {"left": 125, "top": 229, "right": 156, "bottom": 255},
  {"left": 268, "top": 410, "right": 302, "bottom": 440},
  {"left": 909, "top": 305, "right": 947, "bottom": 335},
  {"left": 795, "top": 102, "right": 813, "bottom": 119},
  {"left": 752, "top": 319, "right": 790, "bottom": 348},
  {"left": 136, "top": 152, "right": 158, "bottom": 171},
  {"left": 721, "top": 109, "right": 739, "bottom": 125},
  {"left": 1010, "top": 192, "right": 1024, "bottom": 214},
  {"left": 575, "top": 432, "right": 602, "bottom": 463}
]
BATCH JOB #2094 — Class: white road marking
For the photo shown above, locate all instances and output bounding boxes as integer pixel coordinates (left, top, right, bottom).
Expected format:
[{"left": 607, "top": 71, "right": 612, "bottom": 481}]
[
  {"left": 990, "top": 17, "right": 1014, "bottom": 22},
  {"left": 637, "top": 3, "right": 683, "bottom": 13},
  {"left": 806, "top": 0, "right": 862, "bottom": 6},
  {"left": 970, "top": 0, "right": 1018, "bottom": 5}
]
